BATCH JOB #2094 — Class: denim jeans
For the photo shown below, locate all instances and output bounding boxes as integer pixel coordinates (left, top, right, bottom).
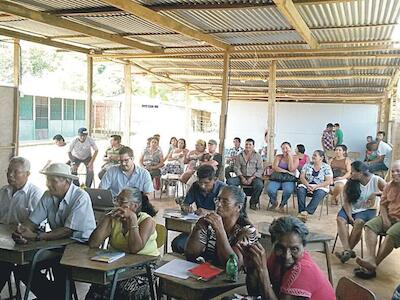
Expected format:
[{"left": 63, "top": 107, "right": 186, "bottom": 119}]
[
  {"left": 266, "top": 180, "right": 295, "bottom": 206},
  {"left": 227, "top": 176, "right": 264, "bottom": 205},
  {"left": 297, "top": 186, "right": 327, "bottom": 215}
]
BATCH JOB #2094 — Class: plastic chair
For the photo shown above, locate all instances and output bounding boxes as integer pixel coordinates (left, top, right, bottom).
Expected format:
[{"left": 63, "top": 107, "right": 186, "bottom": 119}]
[
  {"left": 318, "top": 193, "right": 329, "bottom": 220},
  {"left": 336, "top": 276, "right": 377, "bottom": 300},
  {"left": 156, "top": 224, "right": 167, "bottom": 249}
]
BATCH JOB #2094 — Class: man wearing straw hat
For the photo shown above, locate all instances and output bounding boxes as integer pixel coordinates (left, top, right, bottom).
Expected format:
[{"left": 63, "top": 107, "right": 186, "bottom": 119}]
[{"left": 11, "top": 163, "right": 96, "bottom": 299}]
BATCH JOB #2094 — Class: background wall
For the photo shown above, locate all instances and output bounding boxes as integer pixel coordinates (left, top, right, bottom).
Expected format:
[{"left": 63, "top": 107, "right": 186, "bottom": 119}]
[{"left": 226, "top": 101, "right": 379, "bottom": 156}]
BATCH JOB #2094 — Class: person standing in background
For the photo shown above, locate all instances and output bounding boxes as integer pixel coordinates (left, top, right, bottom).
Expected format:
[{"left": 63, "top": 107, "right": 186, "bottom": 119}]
[{"left": 334, "top": 123, "right": 344, "bottom": 146}]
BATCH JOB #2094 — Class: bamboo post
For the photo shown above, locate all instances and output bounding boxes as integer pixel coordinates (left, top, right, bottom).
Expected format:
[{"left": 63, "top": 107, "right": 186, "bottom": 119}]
[
  {"left": 124, "top": 64, "right": 132, "bottom": 145},
  {"left": 184, "top": 84, "right": 191, "bottom": 139},
  {"left": 267, "top": 61, "right": 277, "bottom": 163},
  {"left": 86, "top": 56, "right": 93, "bottom": 135},
  {"left": 392, "top": 90, "right": 400, "bottom": 161},
  {"left": 218, "top": 51, "right": 230, "bottom": 156},
  {"left": 12, "top": 38, "right": 20, "bottom": 156}
]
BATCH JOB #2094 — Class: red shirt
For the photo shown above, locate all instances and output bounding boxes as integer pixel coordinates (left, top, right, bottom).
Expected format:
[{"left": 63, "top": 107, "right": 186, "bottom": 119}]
[{"left": 267, "top": 251, "right": 335, "bottom": 300}]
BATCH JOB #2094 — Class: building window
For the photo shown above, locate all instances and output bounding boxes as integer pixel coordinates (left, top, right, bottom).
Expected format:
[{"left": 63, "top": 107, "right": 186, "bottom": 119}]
[
  {"left": 64, "top": 99, "right": 74, "bottom": 120},
  {"left": 192, "top": 109, "right": 211, "bottom": 133},
  {"left": 50, "top": 98, "right": 62, "bottom": 120},
  {"left": 75, "top": 100, "right": 85, "bottom": 120},
  {"left": 19, "top": 95, "right": 33, "bottom": 120},
  {"left": 35, "top": 96, "right": 48, "bottom": 130}
]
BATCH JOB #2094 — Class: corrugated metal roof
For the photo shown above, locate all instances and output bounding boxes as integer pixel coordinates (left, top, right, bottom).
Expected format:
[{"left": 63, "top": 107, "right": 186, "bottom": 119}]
[
  {"left": 298, "top": 0, "right": 400, "bottom": 28},
  {"left": 11, "top": 0, "right": 108, "bottom": 11},
  {"left": 161, "top": 6, "right": 291, "bottom": 32},
  {"left": 213, "top": 31, "right": 302, "bottom": 45},
  {"left": 139, "top": 0, "right": 273, "bottom": 6},
  {"left": 0, "top": 19, "right": 80, "bottom": 37},
  {"left": 312, "top": 26, "right": 395, "bottom": 42}
]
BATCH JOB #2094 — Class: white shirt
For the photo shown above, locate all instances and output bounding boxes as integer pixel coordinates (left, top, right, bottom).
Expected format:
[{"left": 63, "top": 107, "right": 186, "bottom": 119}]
[
  {"left": 352, "top": 175, "right": 381, "bottom": 214},
  {"left": 0, "top": 182, "right": 43, "bottom": 225},
  {"left": 377, "top": 141, "right": 392, "bottom": 168},
  {"left": 30, "top": 183, "right": 96, "bottom": 240},
  {"left": 69, "top": 136, "right": 98, "bottom": 161}
]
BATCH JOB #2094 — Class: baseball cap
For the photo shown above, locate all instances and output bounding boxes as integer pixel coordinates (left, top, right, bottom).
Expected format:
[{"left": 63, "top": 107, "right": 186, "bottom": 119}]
[
  {"left": 208, "top": 139, "right": 217, "bottom": 145},
  {"left": 78, "top": 127, "right": 88, "bottom": 135}
]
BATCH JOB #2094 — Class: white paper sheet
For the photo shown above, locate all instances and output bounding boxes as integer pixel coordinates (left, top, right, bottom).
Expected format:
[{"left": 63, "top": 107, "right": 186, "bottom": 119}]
[
  {"left": 163, "top": 212, "right": 200, "bottom": 221},
  {"left": 154, "top": 259, "right": 198, "bottom": 279}
]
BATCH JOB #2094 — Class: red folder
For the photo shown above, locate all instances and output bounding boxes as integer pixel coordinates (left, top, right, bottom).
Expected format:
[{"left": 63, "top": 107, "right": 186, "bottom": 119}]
[{"left": 188, "top": 263, "right": 223, "bottom": 281}]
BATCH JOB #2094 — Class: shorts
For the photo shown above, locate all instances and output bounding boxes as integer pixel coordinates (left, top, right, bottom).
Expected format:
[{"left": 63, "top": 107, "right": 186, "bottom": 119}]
[
  {"left": 365, "top": 216, "right": 400, "bottom": 248},
  {"left": 337, "top": 208, "right": 377, "bottom": 224}
]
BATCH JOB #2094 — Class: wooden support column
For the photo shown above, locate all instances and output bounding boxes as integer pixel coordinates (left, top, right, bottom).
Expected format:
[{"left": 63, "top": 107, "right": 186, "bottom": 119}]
[
  {"left": 184, "top": 84, "right": 191, "bottom": 139},
  {"left": 391, "top": 90, "right": 400, "bottom": 161},
  {"left": 124, "top": 64, "right": 133, "bottom": 145},
  {"left": 218, "top": 51, "right": 230, "bottom": 157},
  {"left": 267, "top": 61, "right": 277, "bottom": 163},
  {"left": 86, "top": 56, "right": 93, "bottom": 135},
  {"left": 12, "top": 38, "right": 21, "bottom": 156}
]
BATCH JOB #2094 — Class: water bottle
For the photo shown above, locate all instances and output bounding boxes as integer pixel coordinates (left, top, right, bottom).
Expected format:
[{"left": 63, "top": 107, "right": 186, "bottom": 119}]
[{"left": 226, "top": 253, "right": 238, "bottom": 282}]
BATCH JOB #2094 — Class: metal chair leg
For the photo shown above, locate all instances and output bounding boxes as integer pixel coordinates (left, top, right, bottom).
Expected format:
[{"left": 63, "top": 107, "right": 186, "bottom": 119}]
[{"left": 332, "top": 233, "right": 339, "bottom": 254}]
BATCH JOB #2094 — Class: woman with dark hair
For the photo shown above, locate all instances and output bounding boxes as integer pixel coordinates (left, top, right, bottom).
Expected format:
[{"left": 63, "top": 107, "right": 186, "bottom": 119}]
[
  {"left": 185, "top": 185, "right": 257, "bottom": 268},
  {"left": 297, "top": 150, "right": 333, "bottom": 222},
  {"left": 181, "top": 139, "right": 207, "bottom": 183},
  {"left": 86, "top": 187, "right": 158, "bottom": 299},
  {"left": 295, "top": 144, "right": 309, "bottom": 171},
  {"left": 329, "top": 144, "right": 351, "bottom": 205},
  {"left": 267, "top": 142, "right": 299, "bottom": 211},
  {"left": 140, "top": 137, "right": 164, "bottom": 190},
  {"left": 165, "top": 137, "right": 178, "bottom": 160},
  {"left": 162, "top": 138, "right": 188, "bottom": 175},
  {"left": 335, "top": 161, "right": 386, "bottom": 263},
  {"left": 240, "top": 216, "right": 335, "bottom": 299}
]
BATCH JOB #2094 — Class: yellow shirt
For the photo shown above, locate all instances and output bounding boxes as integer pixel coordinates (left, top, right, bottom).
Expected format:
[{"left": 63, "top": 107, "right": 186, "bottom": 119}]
[{"left": 110, "top": 212, "right": 159, "bottom": 256}]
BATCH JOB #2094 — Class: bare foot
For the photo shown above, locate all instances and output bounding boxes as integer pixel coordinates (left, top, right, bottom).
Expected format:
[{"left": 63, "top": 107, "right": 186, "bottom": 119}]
[{"left": 356, "top": 257, "right": 377, "bottom": 272}]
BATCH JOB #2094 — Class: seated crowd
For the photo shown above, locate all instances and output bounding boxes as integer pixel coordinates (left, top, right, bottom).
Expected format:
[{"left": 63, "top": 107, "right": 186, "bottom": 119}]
[{"left": 0, "top": 125, "right": 398, "bottom": 299}]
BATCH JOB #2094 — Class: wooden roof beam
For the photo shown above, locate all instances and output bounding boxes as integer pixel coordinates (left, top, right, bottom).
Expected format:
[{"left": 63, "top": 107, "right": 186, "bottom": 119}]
[
  {"left": 0, "top": 27, "right": 91, "bottom": 54},
  {"left": 0, "top": 0, "right": 162, "bottom": 53},
  {"left": 101, "top": 0, "right": 231, "bottom": 51},
  {"left": 273, "top": 0, "right": 319, "bottom": 49}
]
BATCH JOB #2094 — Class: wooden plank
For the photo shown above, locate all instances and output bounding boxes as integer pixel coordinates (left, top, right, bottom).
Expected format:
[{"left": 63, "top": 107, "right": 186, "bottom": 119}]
[
  {"left": 273, "top": 0, "right": 319, "bottom": 49},
  {"left": 86, "top": 56, "right": 93, "bottom": 135},
  {"left": 0, "top": 0, "right": 162, "bottom": 53},
  {"left": 101, "top": 0, "right": 231, "bottom": 51},
  {"left": 13, "top": 39, "right": 20, "bottom": 156},
  {"left": 124, "top": 64, "right": 133, "bottom": 145},
  {"left": 218, "top": 52, "right": 230, "bottom": 168},
  {"left": 267, "top": 61, "right": 277, "bottom": 163},
  {"left": 184, "top": 84, "right": 191, "bottom": 140},
  {"left": 0, "top": 27, "right": 90, "bottom": 54}
]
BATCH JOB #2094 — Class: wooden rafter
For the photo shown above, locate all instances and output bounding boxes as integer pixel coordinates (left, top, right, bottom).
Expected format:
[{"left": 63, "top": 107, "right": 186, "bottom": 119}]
[
  {"left": 0, "top": 0, "right": 162, "bottom": 53},
  {"left": 0, "top": 27, "right": 90, "bottom": 54},
  {"left": 273, "top": 0, "right": 319, "bottom": 49},
  {"left": 101, "top": 0, "right": 231, "bottom": 51}
]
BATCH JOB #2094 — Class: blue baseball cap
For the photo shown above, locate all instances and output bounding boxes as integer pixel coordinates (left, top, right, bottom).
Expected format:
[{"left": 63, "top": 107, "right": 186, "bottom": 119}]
[{"left": 78, "top": 127, "right": 88, "bottom": 135}]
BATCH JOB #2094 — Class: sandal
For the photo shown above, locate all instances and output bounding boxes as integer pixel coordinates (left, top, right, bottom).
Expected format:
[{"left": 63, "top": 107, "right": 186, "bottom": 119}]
[
  {"left": 335, "top": 250, "right": 354, "bottom": 263},
  {"left": 354, "top": 267, "right": 376, "bottom": 279},
  {"left": 297, "top": 212, "right": 308, "bottom": 223},
  {"left": 268, "top": 202, "right": 278, "bottom": 211}
]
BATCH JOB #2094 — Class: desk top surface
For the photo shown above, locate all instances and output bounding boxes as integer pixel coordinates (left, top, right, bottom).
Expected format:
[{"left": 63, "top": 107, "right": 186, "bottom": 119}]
[
  {"left": 0, "top": 224, "right": 74, "bottom": 253},
  {"left": 162, "top": 208, "right": 199, "bottom": 223},
  {"left": 257, "top": 222, "right": 334, "bottom": 242},
  {"left": 155, "top": 254, "right": 246, "bottom": 291},
  {"left": 60, "top": 243, "right": 157, "bottom": 271}
]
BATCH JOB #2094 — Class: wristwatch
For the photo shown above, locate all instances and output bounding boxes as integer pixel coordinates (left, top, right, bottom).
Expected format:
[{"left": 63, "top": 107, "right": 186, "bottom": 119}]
[{"left": 35, "top": 232, "right": 42, "bottom": 241}]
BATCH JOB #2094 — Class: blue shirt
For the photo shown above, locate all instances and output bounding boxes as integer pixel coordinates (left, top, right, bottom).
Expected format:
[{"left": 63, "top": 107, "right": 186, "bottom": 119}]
[
  {"left": 184, "top": 180, "right": 226, "bottom": 210},
  {"left": 30, "top": 183, "right": 96, "bottom": 240},
  {"left": 99, "top": 165, "right": 154, "bottom": 197}
]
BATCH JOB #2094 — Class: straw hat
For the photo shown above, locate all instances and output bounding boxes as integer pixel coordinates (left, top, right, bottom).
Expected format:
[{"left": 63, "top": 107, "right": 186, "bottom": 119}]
[{"left": 40, "top": 163, "right": 79, "bottom": 180}]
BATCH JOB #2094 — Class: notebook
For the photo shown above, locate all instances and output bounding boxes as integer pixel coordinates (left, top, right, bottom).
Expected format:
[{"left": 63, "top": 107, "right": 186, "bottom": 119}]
[
  {"left": 188, "top": 262, "right": 223, "bottom": 281},
  {"left": 91, "top": 251, "right": 125, "bottom": 263}
]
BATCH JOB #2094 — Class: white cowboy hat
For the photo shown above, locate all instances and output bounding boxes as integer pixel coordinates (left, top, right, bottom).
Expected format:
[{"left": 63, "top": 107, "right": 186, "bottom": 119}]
[{"left": 40, "top": 163, "right": 79, "bottom": 180}]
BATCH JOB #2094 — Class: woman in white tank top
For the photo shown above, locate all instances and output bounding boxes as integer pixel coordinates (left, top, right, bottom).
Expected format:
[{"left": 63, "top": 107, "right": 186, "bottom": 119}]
[{"left": 335, "top": 161, "right": 386, "bottom": 263}]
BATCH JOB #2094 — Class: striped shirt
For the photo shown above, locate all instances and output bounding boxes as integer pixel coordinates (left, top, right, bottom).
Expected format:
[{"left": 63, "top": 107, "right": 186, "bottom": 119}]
[{"left": 198, "top": 221, "right": 258, "bottom": 265}]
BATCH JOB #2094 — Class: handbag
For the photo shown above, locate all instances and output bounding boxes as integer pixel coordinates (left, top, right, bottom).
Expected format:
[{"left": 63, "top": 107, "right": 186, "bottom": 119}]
[{"left": 269, "top": 172, "right": 298, "bottom": 182}]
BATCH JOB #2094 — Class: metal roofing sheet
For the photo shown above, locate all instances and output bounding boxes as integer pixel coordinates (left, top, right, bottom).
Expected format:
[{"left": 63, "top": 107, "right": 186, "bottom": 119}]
[
  {"left": 212, "top": 31, "right": 302, "bottom": 45},
  {"left": 11, "top": 0, "right": 108, "bottom": 11},
  {"left": 68, "top": 14, "right": 174, "bottom": 35},
  {"left": 312, "top": 26, "right": 395, "bottom": 42},
  {"left": 298, "top": 0, "right": 400, "bottom": 28},
  {"left": 161, "top": 6, "right": 291, "bottom": 32},
  {"left": 0, "top": 19, "right": 81, "bottom": 36},
  {"left": 138, "top": 0, "right": 272, "bottom": 6}
]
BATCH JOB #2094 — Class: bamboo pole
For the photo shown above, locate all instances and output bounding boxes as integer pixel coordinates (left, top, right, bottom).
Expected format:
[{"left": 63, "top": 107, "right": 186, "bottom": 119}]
[
  {"left": 219, "top": 52, "right": 230, "bottom": 161},
  {"left": 12, "top": 38, "right": 21, "bottom": 156},
  {"left": 267, "top": 61, "right": 277, "bottom": 163},
  {"left": 86, "top": 56, "right": 93, "bottom": 135},
  {"left": 124, "top": 64, "right": 133, "bottom": 145},
  {"left": 185, "top": 84, "right": 191, "bottom": 139}
]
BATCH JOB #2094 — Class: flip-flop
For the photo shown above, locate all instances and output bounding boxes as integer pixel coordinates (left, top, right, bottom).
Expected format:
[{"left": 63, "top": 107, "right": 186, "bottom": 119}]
[
  {"left": 354, "top": 267, "right": 376, "bottom": 279},
  {"left": 335, "top": 250, "right": 352, "bottom": 263}
]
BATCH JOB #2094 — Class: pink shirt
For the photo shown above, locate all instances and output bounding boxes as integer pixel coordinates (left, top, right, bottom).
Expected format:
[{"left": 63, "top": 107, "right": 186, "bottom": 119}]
[{"left": 267, "top": 251, "right": 335, "bottom": 300}]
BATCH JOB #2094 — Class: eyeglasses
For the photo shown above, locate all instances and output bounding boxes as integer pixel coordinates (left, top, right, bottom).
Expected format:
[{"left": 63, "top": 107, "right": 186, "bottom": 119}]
[{"left": 119, "top": 157, "right": 132, "bottom": 164}]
